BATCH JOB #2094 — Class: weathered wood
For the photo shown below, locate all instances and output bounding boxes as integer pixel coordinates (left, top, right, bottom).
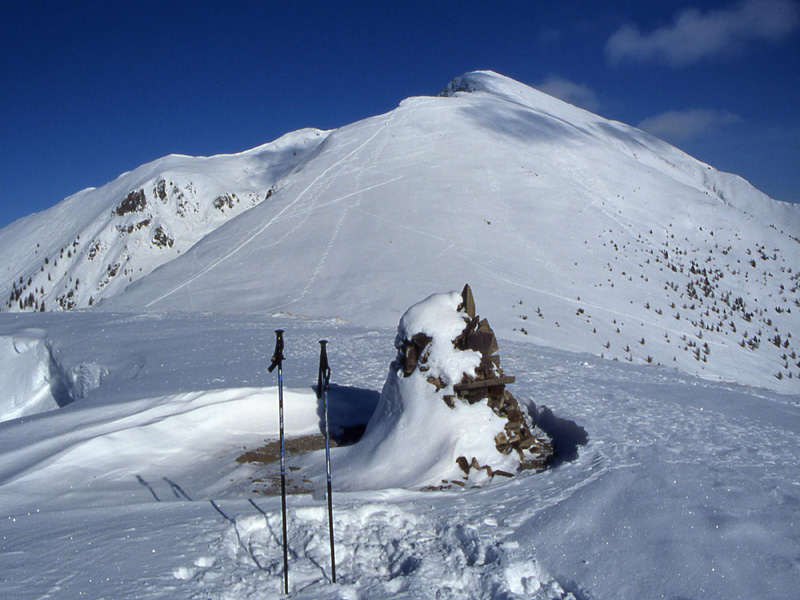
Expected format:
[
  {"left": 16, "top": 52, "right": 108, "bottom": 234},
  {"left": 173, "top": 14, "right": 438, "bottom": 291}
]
[{"left": 453, "top": 375, "right": 515, "bottom": 391}]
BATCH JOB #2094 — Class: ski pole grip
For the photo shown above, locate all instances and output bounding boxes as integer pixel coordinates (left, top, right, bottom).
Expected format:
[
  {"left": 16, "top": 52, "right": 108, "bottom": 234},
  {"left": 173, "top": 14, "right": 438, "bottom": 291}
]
[
  {"left": 317, "top": 340, "right": 331, "bottom": 397},
  {"left": 268, "top": 329, "right": 285, "bottom": 373}
]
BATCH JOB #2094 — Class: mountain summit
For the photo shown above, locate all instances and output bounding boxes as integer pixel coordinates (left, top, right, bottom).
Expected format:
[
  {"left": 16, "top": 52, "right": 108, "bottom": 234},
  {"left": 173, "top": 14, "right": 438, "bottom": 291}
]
[{"left": 1, "top": 71, "right": 798, "bottom": 392}]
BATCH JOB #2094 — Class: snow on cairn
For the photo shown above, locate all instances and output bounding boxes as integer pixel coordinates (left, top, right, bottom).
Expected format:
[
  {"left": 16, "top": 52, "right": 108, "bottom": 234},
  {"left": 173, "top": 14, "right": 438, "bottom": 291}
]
[{"left": 337, "top": 285, "right": 552, "bottom": 490}]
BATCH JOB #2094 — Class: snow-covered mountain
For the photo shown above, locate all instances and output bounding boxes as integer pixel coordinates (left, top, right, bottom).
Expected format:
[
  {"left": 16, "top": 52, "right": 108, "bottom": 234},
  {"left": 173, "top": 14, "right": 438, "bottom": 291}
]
[
  {"left": 1, "top": 71, "right": 799, "bottom": 600},
  {"left": 1, "top": 71, "right": 798, "bottom": 392},
  {"left": 0, "top": 128, "right": 327, "bottom": 310}
]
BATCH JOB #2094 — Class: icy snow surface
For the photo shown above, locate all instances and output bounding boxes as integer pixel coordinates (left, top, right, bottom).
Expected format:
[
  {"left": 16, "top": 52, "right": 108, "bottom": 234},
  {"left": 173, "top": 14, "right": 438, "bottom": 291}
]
[{"left": 0, "top": 312, "right": 797, "bottom": 599}]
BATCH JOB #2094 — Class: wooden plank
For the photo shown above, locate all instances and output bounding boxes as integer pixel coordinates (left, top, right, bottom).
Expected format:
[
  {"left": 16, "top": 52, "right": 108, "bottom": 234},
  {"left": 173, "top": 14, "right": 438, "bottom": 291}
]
[{"left": 453, "top": 375, "right": 515, "bottom": 391}]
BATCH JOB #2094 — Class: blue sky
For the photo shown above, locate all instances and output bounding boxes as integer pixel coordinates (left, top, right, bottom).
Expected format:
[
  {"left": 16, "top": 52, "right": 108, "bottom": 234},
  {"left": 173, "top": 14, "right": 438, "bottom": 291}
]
[{"left": 1, "top": 0, "right": 798, "bottom": 229}]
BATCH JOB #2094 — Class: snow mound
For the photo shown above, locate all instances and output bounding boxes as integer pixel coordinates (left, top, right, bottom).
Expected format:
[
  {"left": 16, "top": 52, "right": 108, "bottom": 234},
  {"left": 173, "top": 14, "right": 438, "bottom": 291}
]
[
  {"left": 334, "top": 290, "right": 551, "bottom": 490},
  {"left": 0, "top": 385, "right": 321, "bottom": 514},
  {"left": 0, "top": 333, "right": 70, "bottom": 422}
]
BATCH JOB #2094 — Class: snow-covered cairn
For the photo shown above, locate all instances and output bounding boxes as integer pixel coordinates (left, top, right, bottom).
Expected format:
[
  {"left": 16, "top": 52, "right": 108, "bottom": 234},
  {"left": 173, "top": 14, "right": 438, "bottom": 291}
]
[{"left": 341, "top": 285, "right": 552, "bottom": 489}]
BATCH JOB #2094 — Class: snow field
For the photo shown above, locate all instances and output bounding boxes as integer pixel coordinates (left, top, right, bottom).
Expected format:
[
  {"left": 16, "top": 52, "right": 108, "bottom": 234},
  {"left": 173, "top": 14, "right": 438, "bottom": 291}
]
[
  {"left": 498, "top": 344, "right": 800, "bottom": 599},
  {"left": 86, "top": 72, "right": 799, "bottom": 393},
  {"left": 2, "top": 72, "right": 798, "bottom": 392},
  {"left": 0, "top": 307, "right": 798, "bottom": 599}
]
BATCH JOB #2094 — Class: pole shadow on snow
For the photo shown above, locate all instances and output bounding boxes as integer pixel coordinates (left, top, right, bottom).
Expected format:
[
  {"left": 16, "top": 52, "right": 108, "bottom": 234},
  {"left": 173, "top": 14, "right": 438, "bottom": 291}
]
[
  {"left": 249, "top": 499, "right": 284, "bottom": 549},
  {"left": 163, "top": 477, "right": 192, "bottom": 501},
  {"left": 528, "top": 404, "right": 589, "bottom": 468},
  {"left": 314, "top": 384, "right": 380, "bottom": 446},
  {"left": 136, "top": 475, "right": 161, "bottom": 501},
  {"left": 211, "top": 499, "right": 267, "bottom": 571}
]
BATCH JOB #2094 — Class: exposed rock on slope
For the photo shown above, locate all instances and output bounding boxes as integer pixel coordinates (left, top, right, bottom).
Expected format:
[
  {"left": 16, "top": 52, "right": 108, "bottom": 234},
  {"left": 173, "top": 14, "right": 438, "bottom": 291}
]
[{"left": 0, "top": 128, "right": 328, "bottom": 312}]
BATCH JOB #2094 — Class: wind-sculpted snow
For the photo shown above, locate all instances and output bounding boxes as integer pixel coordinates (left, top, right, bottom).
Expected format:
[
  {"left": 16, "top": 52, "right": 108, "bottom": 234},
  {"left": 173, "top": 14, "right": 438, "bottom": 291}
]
[
  {"left": 0, "top": 384, "right": 321, "bottom": 515},
  {"left": 0, "top": 331, "right": 107, "bottom": 422},
  {"left": 0, "top": 333, "right": 68, "bottom": 421}
]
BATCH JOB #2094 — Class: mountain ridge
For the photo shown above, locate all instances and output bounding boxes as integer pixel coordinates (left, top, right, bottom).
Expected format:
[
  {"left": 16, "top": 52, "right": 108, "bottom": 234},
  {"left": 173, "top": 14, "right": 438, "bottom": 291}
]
[{"left": 1, "top": 71, "right": 798, "bottom": 392}]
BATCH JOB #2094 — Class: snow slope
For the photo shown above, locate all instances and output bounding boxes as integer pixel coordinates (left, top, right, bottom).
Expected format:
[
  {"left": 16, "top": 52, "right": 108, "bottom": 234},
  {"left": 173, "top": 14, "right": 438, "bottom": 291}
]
[
  {"left": 108, "top": 71, "right": 798, "bottom": 392},
  {"left": 0, "top": 311, "right": 797, "bottom": 599},
  {"left": 1, "top": 71, "right": 797, "bottom": 392},
  {"left": 0, "top": 128, "right": 327, "bottom": 310}
]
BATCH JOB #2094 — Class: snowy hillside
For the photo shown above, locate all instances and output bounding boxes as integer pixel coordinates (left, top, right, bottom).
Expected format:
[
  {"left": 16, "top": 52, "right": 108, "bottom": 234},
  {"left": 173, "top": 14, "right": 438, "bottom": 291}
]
[
  {"left": 1, "top": 71, "right": 798, "bottom": 394},
  {"left": 0, "top": 128, "right": 327, "bottom": 311}
]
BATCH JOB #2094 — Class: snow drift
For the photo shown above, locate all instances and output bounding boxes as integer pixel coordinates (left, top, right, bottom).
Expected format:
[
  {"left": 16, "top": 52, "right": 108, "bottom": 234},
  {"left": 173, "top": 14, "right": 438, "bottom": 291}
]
[
  {"left": 0, "top": 331, "right": 103, "bottom": 422},
  {"left": 0, "top": 333, "right": 68, "bottom": 421},
  {"left": 0, "top": 312, "right": 796, "bottom": 600}
]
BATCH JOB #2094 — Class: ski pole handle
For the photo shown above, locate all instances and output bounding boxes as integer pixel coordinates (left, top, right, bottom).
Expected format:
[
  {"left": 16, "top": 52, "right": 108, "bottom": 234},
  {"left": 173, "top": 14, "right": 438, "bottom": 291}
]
[
  {"left": 269, "top": 329, "right": 285, "bottom": 373},
  {"left": 317, "top": 340, "right": 331, "bottom": 398}
]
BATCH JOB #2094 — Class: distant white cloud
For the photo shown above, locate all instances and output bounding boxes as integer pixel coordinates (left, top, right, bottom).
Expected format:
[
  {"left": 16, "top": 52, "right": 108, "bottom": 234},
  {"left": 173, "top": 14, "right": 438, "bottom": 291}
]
[
  {"left": 638, "top": 109, "right": 741, "bottom": 142},
  {"left": 535, "top": 75, "right": 601, "bottom": 112},
  {"left": 606, "top": 0, "right": 800, "bottom": 66}
]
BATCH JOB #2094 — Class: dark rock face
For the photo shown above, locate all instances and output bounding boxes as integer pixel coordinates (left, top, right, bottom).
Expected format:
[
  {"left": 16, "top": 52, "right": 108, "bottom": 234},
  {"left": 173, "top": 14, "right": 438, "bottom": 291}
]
[
  {"left": 400, "top": 332, "right": 433, "bottom": 377},
  {"left": 152, "top": 225, "right": 174, "bottom": 248},
  {"left": 114, "top": 189, "right": 147, "bottom": 216},
  {"left": 213, "top": 194, "right": 238, "bottom": 211}
]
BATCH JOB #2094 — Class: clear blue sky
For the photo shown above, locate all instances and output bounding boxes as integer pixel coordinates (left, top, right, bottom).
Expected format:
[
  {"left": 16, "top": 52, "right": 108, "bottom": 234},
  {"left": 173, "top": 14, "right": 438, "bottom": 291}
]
[{"left": 1, "top": 0, "right": 798, "bottom": 229}]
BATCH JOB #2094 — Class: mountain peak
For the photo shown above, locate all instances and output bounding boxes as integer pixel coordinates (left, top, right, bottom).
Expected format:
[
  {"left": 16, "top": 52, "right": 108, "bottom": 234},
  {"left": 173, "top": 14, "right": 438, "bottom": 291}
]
[
  {"left": 439, "top": 70, "right": 507, "bottom": 96},
  {"left": 439, "top": 70, "right": 590, "bottom": 116}
]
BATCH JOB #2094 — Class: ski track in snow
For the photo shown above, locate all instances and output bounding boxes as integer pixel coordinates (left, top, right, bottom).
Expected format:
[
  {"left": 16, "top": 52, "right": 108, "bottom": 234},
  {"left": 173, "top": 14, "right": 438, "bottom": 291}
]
[
  {"left": 270, "top": 175, "right": 405, "bottom": 225},
  {"left": 268, "top": 108, "right": 403, "bottom": 313},
  {"left": 144, "top": 117, "right": 397, "bottom": 309}
]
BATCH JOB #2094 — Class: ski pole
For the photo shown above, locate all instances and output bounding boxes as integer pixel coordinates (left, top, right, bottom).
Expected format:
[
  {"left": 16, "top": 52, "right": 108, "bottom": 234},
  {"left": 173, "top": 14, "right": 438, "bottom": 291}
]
[
  {"left": 268, "top": 329, "right": 289, "bottom": 595},
  {"left": 318, "top": 340, "right": 336, "bottom": 583}
]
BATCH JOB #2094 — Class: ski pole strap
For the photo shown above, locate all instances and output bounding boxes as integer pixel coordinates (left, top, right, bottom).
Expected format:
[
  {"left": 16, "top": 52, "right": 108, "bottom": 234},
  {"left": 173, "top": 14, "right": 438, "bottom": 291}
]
[
  {"left": 317, "top": 340, "right": 331, "bottom": 398},
  {"left": 268, "top": 329, "right": 285, "bottom": 373}
]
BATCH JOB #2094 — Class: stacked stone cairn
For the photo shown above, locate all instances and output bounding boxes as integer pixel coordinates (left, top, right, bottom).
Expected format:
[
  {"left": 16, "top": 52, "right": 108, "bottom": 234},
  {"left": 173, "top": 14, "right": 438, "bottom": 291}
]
[{"left": 399, "top": 284, "right": 554, "bottom": 480}]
